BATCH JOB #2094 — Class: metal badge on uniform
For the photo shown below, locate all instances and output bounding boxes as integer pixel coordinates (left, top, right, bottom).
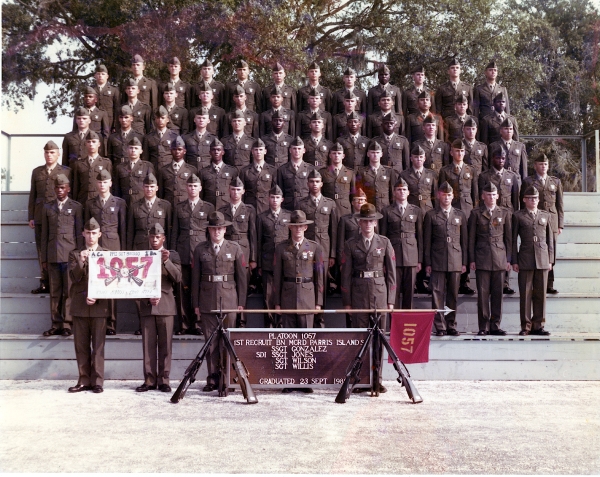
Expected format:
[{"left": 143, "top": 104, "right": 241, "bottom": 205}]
[
  {"left": 541, "top": 217, "right": 546, "bottom": 224},
  {"left": 138, "top": 170, "right": 142, "bottom": 174},
  {"left": 322, "top": 146, "right": 327, "bottom": 151},
  {"left": 437, "top": 148, "right": 441, "bottom": 152},
  {"left": 376, "top": 248, "right": 383, "bottom": 255},
  {"left": 506, "top": 178, "right": 512, "bottom": 184},
  {"left": 302, "top": 172, "right": 307, "bottom": 177},
  {"left": 246, "top": 117, "right": 251, "bottom": 123},
  {"left": 282, "top": 219, "right": 287, "bottom": 222},
  {"left": 206, "top": 140, "right": 210, "bottom": 144},
  {"left": 462, "top": 90, "right": 466, "bottom": 95},
  {"left": 213, "top": 89, "right": 217, "bottom": 93},
  {"left": 515, "top": 149, "right": 520, "bottom": 154},
  {"left": 465, "top": 172, "right": 471, "bottom": 179},
  {"left": 425, "top": 177, "right": 431, "bottom": 183},
  {"left": 174, "top": 114, "right": 179, "bottom": 119},
  {"left": 240, "top": 215, "right": 245, "bottom": 219},
  {"left": 226, "top": 253, "right": 232, "bottom": 258},
  {"left": 409, "top": 215, "right": 414, "bottom": 220},
  {"left": 322, "top": 207, "right": 328, "bottom": 213},
  {"left": 225, "top": 172, "right": 230, "bottom": 177},
  {"left": 94, "top": 115, "right": 99, "bottom": 120},
  {"left": 342, "top": 176, "right": 347, "bottom": 181},
  {"left": 244, "top": 144, "right": 249, "bottom": 148},
  {"left": 249, "top": 88, "right": 253, "bottom": 93},
  {"left": 308, "top": 250, "right": 314, "bottom": 257},
  {"left": 98, "top": 166, "right": 103, "bottom": 170},
  {"left": 108, "top": 91, "right": 112, "bottom": 95},
  {"left": 477, "top": 149, "right": 482, "bottom": 154},
  {"left": 454, "top": 217, "right": 460, "bottom": 224},
  {"left": 283, "top": 142, "right": 288, "bottom": 146},
  {"left": 137, "top": 111, "right": 141, "bottom": 116},
  {"left": 67, "top": 209, "right": 72, "bottom": 214},
  {"left": 184, "top": 173, "right": 189, "bottom": 177},
  {"left": 110, "top": 207, "right": 115, "bottom": 212},
  {"left": 382, "top": 175, "right": 387, "bottom": 180},
  {"left": 213, "top": 115, "right": 217, "bottom": 119},
  {"left": 199, "top": 212, "right": 205, "bottom": 217},
  {"left": 284, "top": 115, "right": 288, "bottom": 120},
  {"left": 284, "top": 92, "right": 288, "bottom": 96},
  {"left": 158, "top": 210, "right": 163, "bottom": 216},
  {"left": 320, "top": 92, "right": 324, "bottom": 97},
  {"left": 550, "top": 184, "right": 555, "bottom": 190},
  {"left": 302, "top": 252, "right": 308, "bottom": 259},
  {"left": 166, "top": 140, "right": 171, "bottom": 145},
  {"left": 266, "top": 174, "right": 270, "bottom": 179},
  {"left": 143, "top": 85, "right": 147, "bottom": 90},
  {"left": 361, "top": 143, "right": 366, "bottom": 147},
  {"left": 179, "top": 86, "right": 183, "bottom": 91}
]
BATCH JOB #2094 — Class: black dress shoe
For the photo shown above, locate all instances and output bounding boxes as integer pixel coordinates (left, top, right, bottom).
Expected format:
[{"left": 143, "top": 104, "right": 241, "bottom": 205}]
[
  {"left": 459, "top": 285, "right": 475, "bottom": 295},
  {"left": 31, "top": 284, "right": 49, "bottom": 294},
  {"left": 281, "top": 388, "right": 293, "bottom": 393},
  {"left": 503, "top": 287, "right": 515, "bottom": 295},
  {"left": 436, "top": 330, "right": 447, "bottom": 336},
  {"left": 546, "top": 287, "right": 559, "bottom": 294},
  {"left": 377, "top": 384, "right": 387, "bottom": 393},
  {"left": 530, "top": 328, "right": 551, "bottom": 336},
  {"left": 518, "top": 330, "right": 529, "bottom": 336},
  {"left": 61, "top": 329, "right": 73, "bottom": 337},
  {"left": 158, "top": 384, "right": 172, "bottom": 393},
  {"left": 490, "top": 329, "right": 507, "bottom": 336},
  {"left": 300, "top": 388, "right": 314, "bottom": 393},
  {"left": 135, "top": 383, "right": 157, "bottom": 392},
  {"left": 447, "top": 329, "right": 460, "bottom": 336},
  {"left": 352, "top": 387, "right": 368, "bottom": 393},
  {"left": 68, "top": 384, "right": 92, "bottom": 393},
  {"left": 43, "top": 328, "right": 61, "bottom": 337},
  {"left": 92, "top": 385, "right": 104, "bottom": 393},
  {"left": 134, "top": 329, "right": 142, "bottom": 336},
  {"left": 202, "top": 383, "right": 217, "bottom": 392},
  {"left": 106, "top": 329, "right": 116, "bottom": 336},
  {"left": 477, "top": 330, "right": 488, "bottom": 336}
]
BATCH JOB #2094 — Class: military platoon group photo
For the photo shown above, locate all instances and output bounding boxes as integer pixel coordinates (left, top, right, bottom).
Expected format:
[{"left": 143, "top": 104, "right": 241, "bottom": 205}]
[{"left": 28, "top": 54, "right": 565, "bottom": 394}]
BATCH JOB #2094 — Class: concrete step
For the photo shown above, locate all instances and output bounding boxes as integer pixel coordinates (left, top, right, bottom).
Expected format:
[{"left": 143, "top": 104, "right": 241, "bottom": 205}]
[
  {"left": 1, "top": 258, "right": 41, "bottom": 278},
  {"left": 1, "top": 210, "right": 28, "bottom": 224},
  {"left": 1, "top": 243, "right": 37, "bottom": 259},
  {"left": 557, "top": 226, "right": 600, "bottom": 244},
  {"left": 553, "top": 260, "right": 600, "bottom": 277},
  {"left": 563, "top": 212, "right": 600, "bottom": 226},
  {"left": 3, "top": 293, "right": 599, "bottom": 334},
  {"left": 563, "top": 192, "right": 600, "bottom": 211},
  {"left": 1, "top": 224, "right": 35, "bottom": 242},
  {"left": 0, "top": 333, "right": 597, "bottom": 380}
]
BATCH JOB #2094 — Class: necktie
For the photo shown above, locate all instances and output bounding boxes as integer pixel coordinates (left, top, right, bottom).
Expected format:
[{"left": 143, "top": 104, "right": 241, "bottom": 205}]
[
  {"left": 256, "top": 164, "right": 262, "bottom": 173},
  {"left": 530, "top": 211, "right": 536, "bottom": 220},
  {"left": 428, "top": 140, "right": 434, "bottom": 148},
  {"left": 416, "top": 170, "right": 422, "bottom": 179},
  {"left": 232, "top": 205, "right": 238, "bottom": 216},
  {"left": 295, "top": 242, "right": 300, "bottom": 251},
  {"left": 273, "top": 212, "right": 278, "bottom": 220},
  {"left": 147, "top": 201, "right": 152, "bottom": 209},
  {"left": 399, "top": 205, "right": 405, "bottom": 216},
  {"left": 235, "top": 136, "right": 240, "bottom": 144},
  {"left": 101, "top": 198, "right": 106, "bottom": 207},
  {"left": 444, "top": 209, "right": 449, "bottom": 220},
  {"left": 333, "top": 168, "right": 339, "bottom": 177},
  {"left": 58, "top": 201, "right": 64, "bottom": 211},
  {"left": 313, "top": 196, "right": 319, "bottom": 207},
  {"left": 352, "top": 136, "right": 357, "bottom": 145},
  {"left": 293, "top": 163, "right": 299, "bottom": 172},
  {"left": 130, "top": 162, "right": 134, "bottom": 170},
  {"left": 80, "top": 132, "right": 85, "bottom": 140},
  {"left": 159, "top": 131, "right": 164, "bottom": 138},
  {"left": 214, "top": 164, "right": 220, "bottom": 173},
  {"left": 122, "top": 131, "right": 127, "bottom": 139},
  {"left": 365, "top": 238, "right": 370, "bottom": 249},
  {"left": 89, "top": 157, "right": 94, "bottom": 166},
  {"left": 173, "top": 163, "right": 180, "bottom": 173},
  {"left": 190, "top": 201, "right": 195, "bottom": 210},
  {"left": 540, "top": 177, "right": 546, "bottom": 186},
  {"left": 214, "top": 243, "right": 220, "bottom": 254}
]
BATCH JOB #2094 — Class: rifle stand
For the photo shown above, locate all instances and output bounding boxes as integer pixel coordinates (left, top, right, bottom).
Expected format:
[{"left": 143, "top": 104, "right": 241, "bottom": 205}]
[
  {"left": 171, "top": 311, "right": 258, "bottom": 404},
  {"left": 335, "top": 310, "right": 423, "bottom": 404}
]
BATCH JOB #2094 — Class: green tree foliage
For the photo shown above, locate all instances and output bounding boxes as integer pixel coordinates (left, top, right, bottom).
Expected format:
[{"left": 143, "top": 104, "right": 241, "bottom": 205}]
[{"left": 2, "top": 0, "right": 599, "bottom": 136}]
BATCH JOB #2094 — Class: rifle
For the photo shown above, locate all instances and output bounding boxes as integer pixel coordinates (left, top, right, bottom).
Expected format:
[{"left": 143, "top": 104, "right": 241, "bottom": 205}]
[
  {"left": 335, "top": 324, "right": 375, "bottom": 403},
  {"left": 170, "top": 323, "right": 218, "bottom": 403},
  {"left": 370, "top": 306, "right": 382, "bottom": 397},
  {"left": 377, "top": 326, "right": 423, "bottom": 403}
]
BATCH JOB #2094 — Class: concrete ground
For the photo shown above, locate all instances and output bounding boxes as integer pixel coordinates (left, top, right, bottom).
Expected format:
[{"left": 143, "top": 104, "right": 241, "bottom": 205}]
[{"left": 0, "top": 380, "right": 598, "bottom": 474}]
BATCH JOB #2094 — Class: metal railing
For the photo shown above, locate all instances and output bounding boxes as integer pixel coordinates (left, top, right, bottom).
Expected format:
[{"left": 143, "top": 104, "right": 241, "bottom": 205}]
[
  {"left": 521, "top": 131, "right": 599, "bottom": 192},
  {"left": 2, "top": 130, "right": 599, "bottom": 192}
]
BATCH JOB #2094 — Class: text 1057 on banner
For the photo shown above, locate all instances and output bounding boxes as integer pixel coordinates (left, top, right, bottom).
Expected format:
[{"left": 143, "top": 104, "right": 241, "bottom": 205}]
[{"left": 87, "top": 250, "right": 162, "bottom": 299}]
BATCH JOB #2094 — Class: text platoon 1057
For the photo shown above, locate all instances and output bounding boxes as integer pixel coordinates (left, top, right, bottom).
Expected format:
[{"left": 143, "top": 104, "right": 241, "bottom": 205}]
[
  {"left": 227, "top": 329, "right": 372, "bottom": 389},
  {"left": 88, "top": 250, "right": 162, "bottom": 299}
]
